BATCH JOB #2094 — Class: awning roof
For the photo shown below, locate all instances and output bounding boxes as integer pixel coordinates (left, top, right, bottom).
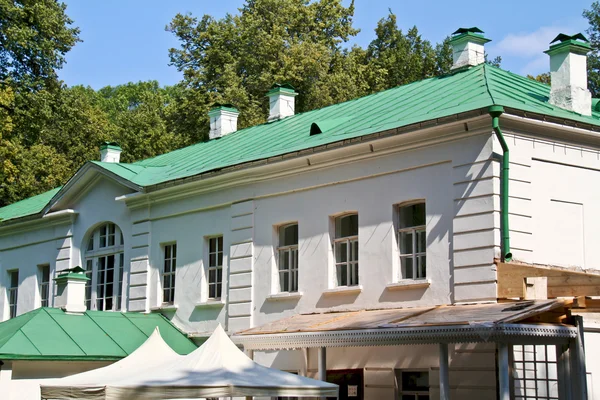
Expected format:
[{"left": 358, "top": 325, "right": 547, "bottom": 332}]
[
  {"left": 0, "top": 308, "right": 197, "bottom": 361},
  {"left": 235, "top": 300, "right": 577, "bottom": 350}
]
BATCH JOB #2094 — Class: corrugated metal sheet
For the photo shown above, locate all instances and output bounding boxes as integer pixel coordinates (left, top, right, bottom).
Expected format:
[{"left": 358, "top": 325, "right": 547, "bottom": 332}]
[
  {"left": 3, "top": 63, "right": 600, "bottom": 222},
  {"left": 238, "top": 300, "right": 565, "bottom": 335},
  {"left": 0, "top": 308, "right": 197, "bottom": 360}
]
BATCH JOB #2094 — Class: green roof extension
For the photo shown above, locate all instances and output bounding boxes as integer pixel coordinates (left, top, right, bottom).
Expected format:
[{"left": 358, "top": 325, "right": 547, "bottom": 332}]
[
  {"left": 2, "top": 63, "right": 600, "bottom": 223},
  {"left": 0, "top": 307, "right": 197, "bottom": 361}
]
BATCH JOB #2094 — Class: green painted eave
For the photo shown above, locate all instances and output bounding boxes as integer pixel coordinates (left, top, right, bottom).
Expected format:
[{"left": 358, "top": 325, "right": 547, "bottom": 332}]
[
  {"left": 3, "top": 64, "right": 600, "bottom": 222},
  {"left": 0, "top": 308, "right": 196, "bottom": 361},
  {"left": 54, "top": 273, "right": 89, "bottom": 281}
]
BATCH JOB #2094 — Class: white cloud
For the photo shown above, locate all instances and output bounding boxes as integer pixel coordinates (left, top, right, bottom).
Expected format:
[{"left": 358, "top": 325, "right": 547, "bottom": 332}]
[
  {"left": 489, "top": 23, "right": 586, "bottom": 76},
  {"left": 494, "top": 26, "right": 568, "bottom": 58}
]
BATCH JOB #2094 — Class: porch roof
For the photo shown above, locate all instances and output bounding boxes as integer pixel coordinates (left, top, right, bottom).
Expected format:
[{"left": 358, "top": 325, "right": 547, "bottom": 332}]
[
  {"left": 0, "top": 307, "right": 197, "bottom": 361},
  {"left": 234, "top": 300, "right": 576, "bottom": 350}
]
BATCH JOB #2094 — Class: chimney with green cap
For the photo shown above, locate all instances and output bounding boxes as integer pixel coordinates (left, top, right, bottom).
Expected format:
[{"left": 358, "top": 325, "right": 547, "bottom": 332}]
[
  {"left": 545, "top": 33, "right": 592, "bottom": 116},
  {"left": 208, "top": 103, "right": 239, "bottom": 139},
  {"left": 100, "top": 141, "right": 122, "bottom": 163},
  {"left": 449, "top": 27, "right": 491, "bottom": 70},
  {"left": 54, "top": 267, "right": 89, "bottom": 314},
  {"left": 267, "top": 83, "right": 298, "bottom": 121}
]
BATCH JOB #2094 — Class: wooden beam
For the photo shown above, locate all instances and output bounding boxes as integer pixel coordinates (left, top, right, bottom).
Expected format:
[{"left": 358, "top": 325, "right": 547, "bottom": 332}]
[{"left": 497, "top": 262, "right": 600, "bottom": 299}]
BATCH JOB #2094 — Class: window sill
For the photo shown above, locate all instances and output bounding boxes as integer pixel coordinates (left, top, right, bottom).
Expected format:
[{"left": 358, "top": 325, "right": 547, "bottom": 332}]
[
  {"left": 386, "top": 279, "right": 431, "bottom": 291},
  {"left": 266, "top": 292, "right": 303, "bottom": 301},
  {"left": 323, "top": 285, "right": 363, "bottom": 296},
  {"left": 195, "top": 300, "right": 225, "bottom": 308},
  {"left": 150, "top": 304, "right": 178, "bottom": 312}
]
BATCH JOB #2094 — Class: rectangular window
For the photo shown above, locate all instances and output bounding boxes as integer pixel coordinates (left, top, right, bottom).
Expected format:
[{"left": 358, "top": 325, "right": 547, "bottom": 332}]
[
  {"left": 162, "top": 243, "right": 177, "bottom": 304},
  {"left": 512, "top": 345, "right": 558, "bottom": 400},
  {"left": 398, "top": 203, "right": 426, "bottom": 280},
  {"left": 278, "top": 224, "right": 299, "bottom": 293},
  {"left": 208, "top": 237, "right": 223, "bottom": 299},
  {"left": 334, "top": 214, "right": 359, "bottom": 287},
  {"left": 396, "top": 370, "right": 429, "bottom": 400},
  {"left": 8, "top": 270, "right": 18, "bottom": 319},
  {"left": 39, "top": 265, "right": 50, "bottom": 307}
]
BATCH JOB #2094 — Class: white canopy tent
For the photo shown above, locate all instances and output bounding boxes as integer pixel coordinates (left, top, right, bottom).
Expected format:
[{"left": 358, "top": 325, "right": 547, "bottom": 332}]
[{"left": 41, "top": 325, "right": 338, "bottom": 399}]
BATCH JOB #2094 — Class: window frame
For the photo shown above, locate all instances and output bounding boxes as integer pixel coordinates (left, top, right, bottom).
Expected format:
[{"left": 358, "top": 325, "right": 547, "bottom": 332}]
[
  {"left": 207, "top": 236, "right": 224, "bottom": 300},
  {"left": 84, "top": 223, "right": 125, "bottom": 311},
  {"left": 38, "top": 264, "right": 50, "bottom": 308},
  {"left": 277, "top": 223, "right": 299, "bottom": 293},
  {"left": 397, "top": 202, "right": 427, "bottom": 281},
  {"left": 395, "top": 369, "right": 430, "bottom": 400},
  {"left": 162, "top": 243, "right": 177, "bottom": 305},
  {"left": 7, "top": 269, "right": 19, "bottom": 319},
  {"left": 333, "top": 213, "right": 359, "bottom": 287}
]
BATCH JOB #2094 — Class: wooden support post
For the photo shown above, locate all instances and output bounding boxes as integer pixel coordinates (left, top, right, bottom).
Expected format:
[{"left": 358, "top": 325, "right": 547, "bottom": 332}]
[
  {"left": 318, "top": 347, "right": 327, "bottom": 399},
  {"left": 439, "top": 343, "right": 450, "bottom": 400},
  {"left": 569, "top": 316, "right": 587, "bottom": 400},
  {"left": 556, "top": 344, "right": 572, "bottom": 400},
  {"left": 498, "top": 342, "right": 510, "bottom": 400}
]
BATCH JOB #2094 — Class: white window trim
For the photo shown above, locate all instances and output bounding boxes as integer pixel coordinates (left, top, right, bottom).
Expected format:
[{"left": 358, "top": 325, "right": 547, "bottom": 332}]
[
  {"left": 161, "top": 243, "right": 177, "bottom": 306},
  {"left": 207, "top": 236, "right": 224, "bottom": 300},
  {"left": 84, "top": 223, "right": 125, "bottom": 312},
  {"left": 332, "top": 213, "right": 359, "bottom": 288},
  {"left": 277, "top": 222, "right": 299, "bottom": 293},
  {"left": 7, "top": 269, "right": 18, "bottom": 319},
  {"left": 38, "top": 264, "right": 51, "bottom": 308},
  {"left": 396, "top": 202, "right": 427, "bottom": 281}
]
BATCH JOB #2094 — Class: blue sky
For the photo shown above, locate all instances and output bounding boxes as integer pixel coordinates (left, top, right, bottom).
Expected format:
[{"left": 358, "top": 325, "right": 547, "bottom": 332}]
[{"left": 59, "top": 0, "right": 594, "bottom": 89}]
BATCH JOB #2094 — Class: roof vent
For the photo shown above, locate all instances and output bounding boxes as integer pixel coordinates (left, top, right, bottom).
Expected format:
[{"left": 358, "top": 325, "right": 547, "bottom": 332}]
[
  {"left": 208, "top": 104, "right": 239, "bottom": 140},
  {"left": 449, "top": 27, "right": 490, "bottom": 70},
  {"left": 54, "top": 266, "right": 89, "bottom": 314},
  {"left": 545, "top": 33, "right": 592, "bottom": 116},
  {"left": 100, "top": 142, "right": 122, "bottom": 163},
  {"left": 267, "top": 83, "right": 298, "bottom": 121}
]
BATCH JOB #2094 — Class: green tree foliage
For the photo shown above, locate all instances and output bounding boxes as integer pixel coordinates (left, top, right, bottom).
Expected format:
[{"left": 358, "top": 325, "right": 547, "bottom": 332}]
[
  {"left": 526, "top": 73, "right": 551, "bottom": 85},
  {"left": 167, "top": 1, "right": 454, "bottom": 139},
  {"left": 0, "top": 0, "right": 499, "bottom": 206},
  {"left": 0, "top": 0, "right": 80, "bottom": 90},
  {"left": 584, "top": 2, "right": 600, "bottom": 97}
]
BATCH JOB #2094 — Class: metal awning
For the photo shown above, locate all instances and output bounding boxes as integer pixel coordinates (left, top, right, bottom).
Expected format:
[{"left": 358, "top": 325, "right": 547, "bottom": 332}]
[{"left": 234, "top": 300, "right": 576, "bottom": 350}]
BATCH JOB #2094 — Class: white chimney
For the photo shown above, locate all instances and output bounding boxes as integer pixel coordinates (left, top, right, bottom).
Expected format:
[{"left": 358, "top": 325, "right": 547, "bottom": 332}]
[
  {"left": 450, "top": 27, "right": 490, "bottom": 70},
  {"left": 545, "top": 33, "right": 592, "bottom": 116},
  {"left": 208, "top": 104, "right": 239, "bottom": 139},
  {"left": 267, "top": 83, "right": 298, "bottom": 121},
  {"left": 100, "top": 142, "right": 122, "bottom": 163},
  {"left": 54, "top": 267, "right": 88, "bottom": 314}
]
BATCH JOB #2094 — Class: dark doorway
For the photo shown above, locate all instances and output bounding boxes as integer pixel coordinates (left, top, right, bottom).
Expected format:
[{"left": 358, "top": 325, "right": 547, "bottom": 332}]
[{"left": 327, "top": 369, "right": 364, "bottom": 400}]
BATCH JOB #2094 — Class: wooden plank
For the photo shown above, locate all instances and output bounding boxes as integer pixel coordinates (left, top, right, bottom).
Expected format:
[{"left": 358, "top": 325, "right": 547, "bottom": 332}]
[{"left": 497, "top": 262, "right": 600, "bottom": 299}]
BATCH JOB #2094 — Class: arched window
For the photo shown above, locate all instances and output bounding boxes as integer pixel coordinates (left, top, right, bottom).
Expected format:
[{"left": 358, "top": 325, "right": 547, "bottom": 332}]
[{"left": 84, "top": 223, "right": 125, "bottom": 311}]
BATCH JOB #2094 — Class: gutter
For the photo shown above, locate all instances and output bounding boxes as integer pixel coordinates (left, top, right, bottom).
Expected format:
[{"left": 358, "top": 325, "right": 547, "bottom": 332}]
[{"left": 489, "top": 105, "right": 512, "bottom": 261}]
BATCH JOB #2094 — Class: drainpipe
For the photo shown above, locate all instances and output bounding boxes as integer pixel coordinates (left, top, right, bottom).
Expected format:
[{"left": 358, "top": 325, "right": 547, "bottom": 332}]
[{"left": 488, "top": 106, "right": 512, "bottom": 262}]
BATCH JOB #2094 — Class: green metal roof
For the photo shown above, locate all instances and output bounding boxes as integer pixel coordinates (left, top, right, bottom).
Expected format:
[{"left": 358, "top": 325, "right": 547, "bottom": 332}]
[
  {"left": 0, "top": 187, "right": 61, "bottom": 223},
  {"left": 2, "top": 63, "right": 600, "bottom": 223},
  {"left": 0, "top": 307, "right": 196, "bottom": 361}
]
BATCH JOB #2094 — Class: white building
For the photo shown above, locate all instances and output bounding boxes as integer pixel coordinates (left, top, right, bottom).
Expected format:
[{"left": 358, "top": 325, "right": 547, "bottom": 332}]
[{"left": 0, "top": 28, "right": 599, "bottom": 399}]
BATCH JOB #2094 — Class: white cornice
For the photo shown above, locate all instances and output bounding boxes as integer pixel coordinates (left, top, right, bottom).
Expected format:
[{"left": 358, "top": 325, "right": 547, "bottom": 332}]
[
  {"left": 123, "top": 115, "right": 493, "bottom": 210},
  {"left": 0, "top": 209, "right": 77, "bottom": 237}
]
